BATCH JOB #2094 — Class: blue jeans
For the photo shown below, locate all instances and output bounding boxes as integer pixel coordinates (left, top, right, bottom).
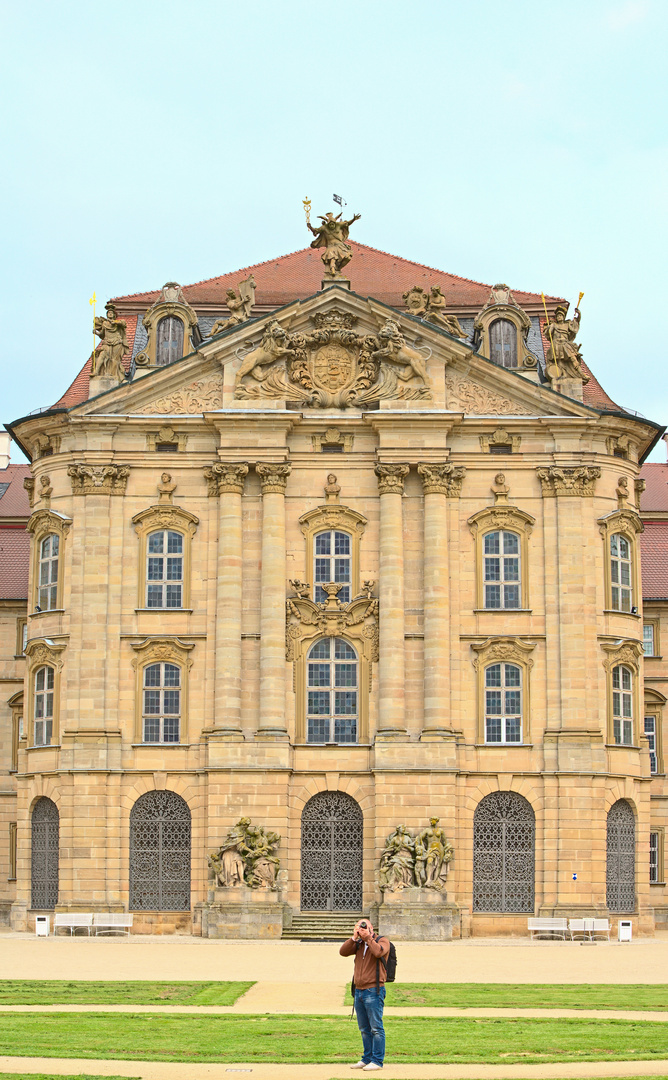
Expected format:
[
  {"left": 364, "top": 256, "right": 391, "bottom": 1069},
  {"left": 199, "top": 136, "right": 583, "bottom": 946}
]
[{"left": 354, "top": 986, "right": 386, "bottom": 1066}]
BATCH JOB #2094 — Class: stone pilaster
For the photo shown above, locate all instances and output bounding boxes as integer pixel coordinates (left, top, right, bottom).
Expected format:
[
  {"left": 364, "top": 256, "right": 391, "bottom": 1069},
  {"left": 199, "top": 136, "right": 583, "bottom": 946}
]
[
  {"left": 375, "top": 464, "right": 410, "bottom": 739},
  {"left": 417, "top": 464, "right": 465, "bottom": 736},
  {"left": 204, "top": 463, "right": 249, "bottom": 739},
  {"left": 256, "top": 463, "right": 291, "bottom": 738}
]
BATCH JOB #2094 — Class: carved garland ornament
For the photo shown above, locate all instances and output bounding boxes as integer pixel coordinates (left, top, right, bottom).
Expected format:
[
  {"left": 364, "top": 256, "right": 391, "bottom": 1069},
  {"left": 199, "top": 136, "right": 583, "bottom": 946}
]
[
  {"left": 27, "top": 508, "right": 72, "bottom": 540},
  {"left": 601, "top": 638, "right": 643, "bottom": 672},
  {"left": 286, "top": 588, "right": 379, "bottom": 664},
  {"left": 445, "top": 376, "right": 532, "bottom": 416},
  {"left": 468, "top": 504, "right": 535, "bottom": 538},
  {"left": 536, "top": 466, "right": 601, "bottom": 497},
  {"left": 417, "top": 463, "right": 466, "bottom": 496},
  {"left": 68, "top": 463, "right": 131, "bottom": 496},
  {"left": 140, "top": 376, "right": 223, "bottom": 415},
  {"left": 471, "top": 637, "right": 536, "bottom": 670},
  {"left": 25, "top": 638, "right": 66, "bottom": 670},
  {"left": 132, "top": 504, "right": 199, "bottom": 538},
  {"left": 203, "top": 462, "right": 249, "bottom": 496},
  {"left": 130, "top": 637, "right": 195, "bottom": 668},
  {"left": 597, "top": 508, "right": 644, "bottom": 543}
]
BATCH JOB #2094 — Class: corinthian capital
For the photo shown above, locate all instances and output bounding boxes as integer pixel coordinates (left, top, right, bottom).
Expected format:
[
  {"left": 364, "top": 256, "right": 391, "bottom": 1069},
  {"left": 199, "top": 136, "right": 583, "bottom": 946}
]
[
  {"left": 417, "top": 463, "right": 466, "bottom": 496},
  {"left": 536, "top": 465, "right": 601, "bottom": 497},
  {"left": 375, "top": 463, "right": 410, "bottom": 495},
  {"left": 256, "top": 462, "right": 292, "bottom": 494},
  {"left": 203, "top": 462, "right": 249, "bottom": 496},
  {"left": 68, "top": 463, "right": 130, "bottom": 496}
]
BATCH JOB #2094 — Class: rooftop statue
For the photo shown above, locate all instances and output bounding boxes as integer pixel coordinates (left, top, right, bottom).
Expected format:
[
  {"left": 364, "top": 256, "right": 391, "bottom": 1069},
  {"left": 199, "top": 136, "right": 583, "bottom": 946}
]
[
  {"left": 308, "top": 210, "right": 361, "bottom": 278},
  {"left": 424, "top": 286, "right": 468, "bottom": 339},
  {"left": 211, "top": 275, "right": 257, "bottom": 336},
  {"left": 92, "top": 302, "right": 128, "bottom": 380},
  {"left": 544, "top": 304, "right": 588, "bottom": 383}
]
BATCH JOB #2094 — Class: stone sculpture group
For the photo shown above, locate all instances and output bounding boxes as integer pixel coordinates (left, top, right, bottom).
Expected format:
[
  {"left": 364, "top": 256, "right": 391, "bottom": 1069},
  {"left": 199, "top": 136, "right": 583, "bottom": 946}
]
[
  {"left": 379, "top": 818, "right": 453, "bottom": 893},
  {"left": 208, "top": 817, "right": 281, "bottom": 891}
]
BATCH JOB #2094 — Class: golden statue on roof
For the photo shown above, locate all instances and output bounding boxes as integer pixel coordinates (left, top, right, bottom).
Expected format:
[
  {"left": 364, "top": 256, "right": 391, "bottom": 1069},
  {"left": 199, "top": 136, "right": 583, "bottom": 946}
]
[{"left": 307, "top": 210, "right": 361, "bottom": 278}]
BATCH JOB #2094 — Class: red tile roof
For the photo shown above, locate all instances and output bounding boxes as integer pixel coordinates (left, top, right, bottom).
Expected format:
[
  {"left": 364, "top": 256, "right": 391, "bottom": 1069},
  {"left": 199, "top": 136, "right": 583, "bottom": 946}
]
[
  {"left": 537, "top": 317, "right": 620, "bottom": 411},
  {"left": 112, "top": 243, "right": 565, "bottom": 311},
  {"left": 52, "top": 314, "right": 138, "bottom": 409},
  {"left": 0, "top": 528, "right": 29, "bottom": 599},
  {"left": 640, "top": 462, "right": 668, "bottom": 512},
  {"left": 0, "top": 464, "right": 32, "bottom": 518},
  {"left": 640, "top": 521, "right": 668, "bottom": 599}
]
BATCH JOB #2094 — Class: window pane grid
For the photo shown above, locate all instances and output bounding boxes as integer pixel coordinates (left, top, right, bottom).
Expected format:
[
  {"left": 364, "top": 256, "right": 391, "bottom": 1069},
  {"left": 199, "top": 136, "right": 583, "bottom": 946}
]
[
  {"left": 38, "top": 534, "right": 59, "bottom": 610},
  {"left": 610, "top": 534, "right": 633, "bottom": 611},
  {"left": 314, "top": 531, "right": 351, "bottom": 604},
  {"left": 645, "top": 716, "right": 657, "bottom": 774},
  {"left": 643, "top": 624, "right": 655, "bottom": 657},
  {"left": 483, "top": 532, "right": 521, "bottom": 609},
  {"left": 650, "top": 832, "right": 659, "bottom": 883},
  {"left": 306, "top": 637, "right": 358, "bottom": 744},
  {"left": 612, "top": 666, "right": 633, "bottom": 745},
  {"left": 146, "top": 531, "right": 183, "bottom": 608},
  {"left": 142, "top": 663, "right": 181, "bottom": 743},
  {"left": 484, "top": 663, "right": 522, "bottom": 744}
]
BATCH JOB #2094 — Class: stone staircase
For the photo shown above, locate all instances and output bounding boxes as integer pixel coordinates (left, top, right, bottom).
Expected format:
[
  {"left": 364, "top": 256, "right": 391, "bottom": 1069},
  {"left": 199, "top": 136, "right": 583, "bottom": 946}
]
[{"left": 282, "top": 911, "right": 363, "bottom": 940}]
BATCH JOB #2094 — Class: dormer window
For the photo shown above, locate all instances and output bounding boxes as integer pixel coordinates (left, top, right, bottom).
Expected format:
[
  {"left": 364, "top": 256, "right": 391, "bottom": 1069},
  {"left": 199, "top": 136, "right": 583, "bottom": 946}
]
[
  {"left": 156, "top": 317, "right": 184, "bottom": 366},
  {"left": 489, "top": 319, "right": 517, "bottom": 369}
]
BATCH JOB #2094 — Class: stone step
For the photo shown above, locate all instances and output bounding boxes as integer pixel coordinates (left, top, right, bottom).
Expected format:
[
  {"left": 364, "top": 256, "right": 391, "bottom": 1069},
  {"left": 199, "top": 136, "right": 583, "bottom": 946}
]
[{"left": 282, "top": 912, "right": 363, "bottom": 940}]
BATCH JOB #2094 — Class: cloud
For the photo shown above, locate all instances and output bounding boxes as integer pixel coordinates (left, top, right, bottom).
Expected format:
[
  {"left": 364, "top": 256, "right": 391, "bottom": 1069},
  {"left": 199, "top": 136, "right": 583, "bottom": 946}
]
[{"left": 606, "top": 0, "right": 650, "bottom": 30}]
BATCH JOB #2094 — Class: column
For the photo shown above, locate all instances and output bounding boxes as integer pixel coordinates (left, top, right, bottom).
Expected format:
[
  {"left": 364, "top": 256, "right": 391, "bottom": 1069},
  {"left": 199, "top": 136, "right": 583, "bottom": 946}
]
[
  {"left": 417, "top": 464, "right": 464, "bottom": 734},
  {"left": 256, "top": 463, "right": 292, "bottom": 738},
  {"left": 375, "top": 464, "right": 409, "bottom": 737},
  {"left": 205, "top": 463, "right": 249, "bottom": 737}
]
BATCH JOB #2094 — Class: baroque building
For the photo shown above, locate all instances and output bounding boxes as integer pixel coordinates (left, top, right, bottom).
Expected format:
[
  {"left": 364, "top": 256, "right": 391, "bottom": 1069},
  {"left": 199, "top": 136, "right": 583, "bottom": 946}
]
[{"left": 2, "top": 231, "right": 667, "bottom": 937}]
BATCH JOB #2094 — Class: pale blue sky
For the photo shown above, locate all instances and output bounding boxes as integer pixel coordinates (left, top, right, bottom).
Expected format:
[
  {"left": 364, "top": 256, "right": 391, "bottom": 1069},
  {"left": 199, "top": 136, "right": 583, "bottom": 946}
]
[{"left": 2, "top": 0, "right": 666, "bottom": 460}]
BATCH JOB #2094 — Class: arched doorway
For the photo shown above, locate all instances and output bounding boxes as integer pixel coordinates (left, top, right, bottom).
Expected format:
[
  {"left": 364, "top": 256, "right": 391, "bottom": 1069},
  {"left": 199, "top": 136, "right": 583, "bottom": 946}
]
[
  {"left": 129, "top": 790, "right": 191, "bottom": 911},
  {"left": 607, "top": 799, "right": 635, "bottom": 912},
  {"left": 473, "top": 791, "right": 535, "bottom": 912},
  {"left": 301, "top": 791, "right": 363, "bottom": 911},
  {"left": 31, "top": 797, "right": 59, "bottom": 910}
]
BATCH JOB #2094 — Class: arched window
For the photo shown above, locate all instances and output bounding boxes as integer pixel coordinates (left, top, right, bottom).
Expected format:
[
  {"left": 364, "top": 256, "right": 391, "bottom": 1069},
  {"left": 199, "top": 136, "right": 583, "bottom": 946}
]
[
  {"left": 142, "top": 662, "right": 181, "bottom": 743},
  {"left": 155, "top": 316, "right": 184, "bottom": 366},
  {"left": 129, "top": 790, "right": 191, "bottom": 911},
  {"left": 307, "top": 637, "right": 358, "bottom": 744},
  {"left": 612, "top": 665, "right": 633, "bottom": 745},
  {"left": 146, "top": 529, "right": 183, "bottom": 608},
  {"left": 33, "top": 666, "right": 54, "bottom": 746},
  {"left": 610, "top": 534, "right": 632, "bottom": 612},
  {"left": 485, "top": 663, "right": 522, "bottom": 743},
  {"left": 607, "top": 799, "right": 635, "bottom": 912},
  {"left": 489, "top": 319, "right": 517, "bottom": 368},
  {"left": 314, "top": 530, "right": 351, "bottom": 603},
  {"left": 473, "top": 791, "right": 535, "bottom": 912},
  {"left": 31, "top": 797, "right": 59, "bottom": 910},
  {"left": 38, "top": 534, "right": 59, "bottom": 610},
  {"left": 483, "top": 531, "right": 520, "bottom": 609}
]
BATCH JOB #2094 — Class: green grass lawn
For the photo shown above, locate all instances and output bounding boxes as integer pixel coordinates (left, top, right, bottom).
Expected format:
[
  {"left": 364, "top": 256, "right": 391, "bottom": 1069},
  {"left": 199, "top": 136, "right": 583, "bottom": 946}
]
[
  {"left": 0, "top": 979, "right": 253, "bottom": 1005},
  {"left": 345, "top": 982, "right": 668, "bottom": 1010},
  {"left": 0, "top": 1013, "right": 666, "bottom": 1064}
]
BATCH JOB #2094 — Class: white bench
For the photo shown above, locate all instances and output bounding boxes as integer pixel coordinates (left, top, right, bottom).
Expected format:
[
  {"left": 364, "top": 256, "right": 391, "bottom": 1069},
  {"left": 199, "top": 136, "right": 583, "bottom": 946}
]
[
  {"left": 528, "top": 917, "right": 570, "bottom": 940},
  {"left": 92, "top": 913, "right": 133, "bottom": 936},
  {"left": 569, "top": 918, "right": 611, "bottom": 942},
  {"left": 54, "top": 913, "right": 93, "bottom": 936},
  {"left": 592, "top": 918, "right": 610, "bottom": 941}
]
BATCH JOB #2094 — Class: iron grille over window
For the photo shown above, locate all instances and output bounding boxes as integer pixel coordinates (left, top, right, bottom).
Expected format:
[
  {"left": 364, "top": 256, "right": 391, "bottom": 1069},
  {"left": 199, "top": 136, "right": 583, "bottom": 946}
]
[
  {"left": 473, "top": 791, "right": 535, "bottom": 912},
  {"left": 606, "top": 799, "right": 635, "bottom": 912},
  {"left": 31, "top": 797, "right": 59, "bottom": 910},
  {"left": 129, "top": 790, "right": 191, "bottom": 911},
  {"left": 301, "top": 791, "right": 363, "bottom": 911}
]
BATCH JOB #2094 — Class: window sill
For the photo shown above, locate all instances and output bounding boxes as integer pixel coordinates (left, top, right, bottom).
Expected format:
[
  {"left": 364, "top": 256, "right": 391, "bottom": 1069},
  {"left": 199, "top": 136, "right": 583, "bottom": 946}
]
[
  {"left": 135, "top": 608, "right": 193, "bottom": 614},
  {"left": 473, "top": 608, "right": 533, "bottom": 614},
  {"left": 605, "top": 743, "right": 640, "bottom": 750},
  {"left": 131, "top": 742, "right": 190, "bottom": 748},
  {"left": 604, "top": 609, "right": 641, "bottom": 619},
  {"left": 27, "top": 743, "right": 60, "bottom": 750},
  {"left": 294, "top": 742, "right": 369, "bottom": 748},
  {"left": 645, "top": 655, "right": 663, "bottom": 660},
  {"left": 650, "top": 881, "right": 666, "bottom": 886},
  {"left": 30, "top": 608, "right": 65, "bottom": 618},
  {"left": 475, "top": 742, "right": 533, "bottom": 748}
]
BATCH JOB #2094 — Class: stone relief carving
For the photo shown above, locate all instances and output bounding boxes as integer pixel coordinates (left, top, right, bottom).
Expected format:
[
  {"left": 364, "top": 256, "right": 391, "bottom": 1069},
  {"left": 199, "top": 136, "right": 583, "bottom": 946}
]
[
  {"left": 141, "top": 376, "right": 223, "bottom": 415},
  {"left": 130, "top": 637, "right": 195, "bottom": 667},
  {"left": 536, "top": 466, "right": 601, "bottom": 497},
  {"left": 479, "top": 428, "right": 521, "bottom": 453},
  {"left": 379, "top": 818, "right": 453, "bottom": 893},
  {"left": 25, "top": 638, "right": 66, "bottom": 670},
  {"left": 417, "top": 463, "right": 466, "bottom": 497},
  {"left": 234, "top": 310, "right": 432, "bottom": 407},
  {"left": 210, "top": 276, "right": 257, "bottom": 336},
  {"left": 286, "top": 581, "right": 379, "bottom": 663},
  {"left": 208, "top": 817, "right": 281, "bottom": 890},
  {"left": 68, "top": 463, "right": 130, "bottom": 496},
  {"left": 471, "top": 637, "right": 536, "bottom": 669},
  {"left": 146, "top": 426, "right": 187, "bottom": 452},
  {"left": 601, "top": 638, "right": 643, "bottom": 671},
  {"left": 307, "top": 209, "right": 361, "bottom": 278},
  {"left": 445, "top": 376, "right": 531, "bottom": 416},
  {"left": 311, "top": 426, "right": 354, "bottom": 453}
]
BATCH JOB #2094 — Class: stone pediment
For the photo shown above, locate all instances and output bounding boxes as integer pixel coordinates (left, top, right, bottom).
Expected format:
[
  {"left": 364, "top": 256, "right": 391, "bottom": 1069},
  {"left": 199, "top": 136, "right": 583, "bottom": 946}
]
[{"left": 74, "top": 289, "right": 598, "bottom": 419}]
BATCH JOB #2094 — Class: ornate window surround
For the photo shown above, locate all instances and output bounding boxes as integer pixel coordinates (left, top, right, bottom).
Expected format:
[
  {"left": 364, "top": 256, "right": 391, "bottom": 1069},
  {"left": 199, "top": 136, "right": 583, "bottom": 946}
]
[
  {"left": 146, "top": 426, "right": 188, "bottom": 452},
  {"left": 471, "top": 637, "right": 536, "bottom": 744},
  {"left": 473, "top": 300, "right": 537, "bottom": 371},
  {"left": 130, "top": 637, "right": 195, "bottom": 744},
  {"left": 132, "top": 504, "right": 199, "bottom": 611},
  {"left": 644, "top": 687, "right": 665, "bottom": 775},
  {"left": 24, "top": 638, "right": 66, "bottom": 747},
  {"left": 601, "top": 638, "right": 643, "bottom": 747},
  {"left": 27, "top": 509, "right": 72, "bottom": 614},
  {"left": 8, "top": 691, "right": 23, "bottom": 771},
  {"left": 134, "top": 288, "right": 199, "bottom": 371},
  {"left": 299, "top": 502, "right": 367, "bottom": 604},
  {"left": 468, "top": 505, "right": 534, "bottom": 612},
  {"left": 598, "top": 509, "right": 643, "bottom": 616}
]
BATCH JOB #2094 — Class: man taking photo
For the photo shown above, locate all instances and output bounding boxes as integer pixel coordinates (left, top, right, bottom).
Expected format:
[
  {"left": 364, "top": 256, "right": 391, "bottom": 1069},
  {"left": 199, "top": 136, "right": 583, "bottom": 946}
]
[{"left": 340, "top": 918, "right": 390, "bottom": 1072}]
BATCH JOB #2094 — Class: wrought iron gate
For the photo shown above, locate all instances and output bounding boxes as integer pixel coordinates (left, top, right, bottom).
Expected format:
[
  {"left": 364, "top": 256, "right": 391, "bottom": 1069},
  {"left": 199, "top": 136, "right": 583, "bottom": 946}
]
[
  {"left": 129, "top": 790, "right": 191, "bottom": 911},
  {"left": 31, "top": 797, "right": 59, "bottom": 910},
  {"left": 473, "top": 791, "right": 535, "bottom": 912},
  {"left": 301, "top": 791, "right": 363, "bottom": 910},
  {"left": 606, "top": 799, "right": 635, "bottom": 912}
]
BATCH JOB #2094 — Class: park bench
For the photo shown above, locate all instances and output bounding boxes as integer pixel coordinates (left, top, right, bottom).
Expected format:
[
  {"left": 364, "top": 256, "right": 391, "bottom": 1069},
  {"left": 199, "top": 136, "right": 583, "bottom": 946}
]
[
  {"left": 527, "top": 917, "right": 570, "bottom": 940},
  {"left": 92, "top": 913, "right": 133, "bottom": 936},
  {"left": 54, "top": 912, "right": 93, "bottom": 936},
  {"left": 568, "top": 918, "right": 611, "bottom": 942}
]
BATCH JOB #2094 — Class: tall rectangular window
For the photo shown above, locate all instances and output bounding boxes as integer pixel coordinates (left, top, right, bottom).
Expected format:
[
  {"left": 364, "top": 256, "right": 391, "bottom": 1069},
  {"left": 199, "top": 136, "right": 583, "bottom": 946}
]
[
  {"left": 643, "top": 624, "right": 655, "bottom": 656},
  {"left": 34, "top": 666, "right": 54, "bottom": 746},
  {"left": 143, "top": 662, "right": 181, "bottom": 743},
  {"left": 610, "top": 534, "right": 632, "bottom": 612},
  {"left": 650, "top": 832, "right": 659, "bottom": 883},
  {"left": 9, "top": 822, "right": 17, "bottom": 881},
  {"left": 38, "top": 534, "right": 59, "bottom": 610},
  {"left": 644, "top": 716, "right": 658, "bottom": 774},
  {"left": 612, "top": 665, "right": 633, "bottom": 745},
  {"left": 483, "top": 531, "right": 520, "bottom": 609},
  {"left": 485, "top": 663, "right": 522, "bottom": 744},
  {"left": 146, "top": 530, "right": 183, "bottom": 608}
]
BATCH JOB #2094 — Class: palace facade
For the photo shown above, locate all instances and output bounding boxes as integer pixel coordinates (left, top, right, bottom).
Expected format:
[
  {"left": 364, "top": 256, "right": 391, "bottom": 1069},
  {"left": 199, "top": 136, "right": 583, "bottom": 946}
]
[{"left": 2, "top": 238, "right": 667, "bottom": 936}]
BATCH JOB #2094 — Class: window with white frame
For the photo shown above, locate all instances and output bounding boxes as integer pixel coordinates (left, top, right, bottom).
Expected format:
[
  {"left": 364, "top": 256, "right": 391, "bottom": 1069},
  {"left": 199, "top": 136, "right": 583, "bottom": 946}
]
[
  {"left": 484, "top": 531, "right": 520, "bottom": 609},
  {"left": 146, "top": 530, "right": 183, "bottom": 608},
  {"left": 610, "top": 534, "right": 632, "bottom": 612},
  {"left": 612, "top": 665, "right": 633, "bottom": 744},
  {"left": 142, "top": 662, "right": 181, "bottom": 743},
  {"left": 485, "top": 663, "right": 522, "bottom": 743},
  {"left": 643, "top": 624, "right": 655, "bottom": 656},
  {"left": 38, "top": 534, "right": 59, "bottom": 610},
  {"left": 314, "top": 530, "right": 351, "bottom": 604},
  {"left": 650, "top": 831, "right": 659, "bottom": 883},
  {"left": 644, "top": 715, "right": 658, "bottom": 773},
  {"left": 307, "top": 637, "right": 358, "bottom": 744},
  {"left": 34, "top": 666, "right": 54, "bottom": 746}
]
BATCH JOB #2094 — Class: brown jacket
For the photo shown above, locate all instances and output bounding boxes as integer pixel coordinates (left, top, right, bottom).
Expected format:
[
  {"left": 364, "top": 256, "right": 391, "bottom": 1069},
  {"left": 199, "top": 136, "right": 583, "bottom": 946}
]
[{"left": 340, "top": 934, "right": 390, "bottom": 990}]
